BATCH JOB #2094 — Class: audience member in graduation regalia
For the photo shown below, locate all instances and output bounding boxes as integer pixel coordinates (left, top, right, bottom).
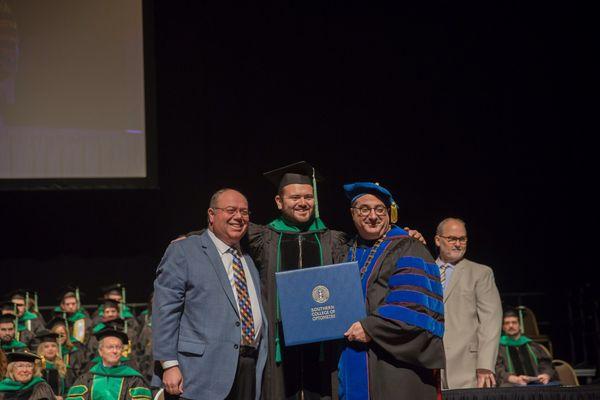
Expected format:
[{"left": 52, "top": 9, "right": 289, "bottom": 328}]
[
  {"left": 0, "top": 312, "right": 31, "bottom": 352},
  {"left": 8, "top": 291, "right": 44, "bottom": 335},
  {"left": 0, "top": 351, "right": 56, "bottom": 400},
  {"left": 67, "top": 328, "right": 150, "bottom": 400},
  {"left": 85, "top": 318, "right": 138, "bottom": 372},
  {"left": 92, "top": 285, "right": 139, "bottom": 334},
  {"left": 46, "top": 318, "right": 87, "bottom": 382},
  {"left": 495, "top": 309, "right": 558, "bottom": 386},
  {"left": 337, "top": 182, "right": 445, "bottom": 400},
  {"left": 36, "top": 330, "right": 73, "bottom": 398},
  {"left": 53, "top": 287, "right": 92, "bottom": 346}
]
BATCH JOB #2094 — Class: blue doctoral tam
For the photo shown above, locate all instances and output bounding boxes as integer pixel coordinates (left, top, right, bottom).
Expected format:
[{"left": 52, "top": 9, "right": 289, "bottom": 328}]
[{"left": 343, "top": 182, "right": 396, "bottom": 206}]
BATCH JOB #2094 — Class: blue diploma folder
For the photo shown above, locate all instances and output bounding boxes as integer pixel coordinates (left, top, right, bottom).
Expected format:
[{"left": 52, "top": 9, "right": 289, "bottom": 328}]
[{"left": 275, "top": 261, "right": 366, "bottom": 346}]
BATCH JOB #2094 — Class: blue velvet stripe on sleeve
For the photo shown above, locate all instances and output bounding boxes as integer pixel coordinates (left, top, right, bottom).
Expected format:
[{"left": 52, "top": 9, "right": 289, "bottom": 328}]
[
  {"left": 378, "top": 305, "right": 445, "bottom": 337},
  {"left": 388, "top": 273, "right": 443, "bottom": 298},
  {"left": 385, "top": 290, "right": 444, "bottom": 315},
  {"left": 396, "top": 256, "right": 440, "bottom": 279}
]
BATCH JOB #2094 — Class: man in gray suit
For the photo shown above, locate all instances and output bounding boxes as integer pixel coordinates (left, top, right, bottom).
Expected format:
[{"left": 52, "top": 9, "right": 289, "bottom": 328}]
[
  {"left": 435, "top": 218, "right": 502, "bottom": 389},
  {"left": 152, "top": 188, "right": 268, "bottom": 399}
]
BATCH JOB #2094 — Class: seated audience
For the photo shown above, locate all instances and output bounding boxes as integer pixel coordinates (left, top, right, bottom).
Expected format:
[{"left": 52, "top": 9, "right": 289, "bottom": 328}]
[
  {"left": 496, "top": 309, "right": 558, "bottom": 386},
  {"left": 0, "top": 351, "right": 56, "bottom": 400}
]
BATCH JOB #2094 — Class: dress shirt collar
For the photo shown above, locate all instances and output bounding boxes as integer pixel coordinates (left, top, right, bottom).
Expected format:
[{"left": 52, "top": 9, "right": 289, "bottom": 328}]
[
  {"left": 207, "top": 229, "right": 241, "bottom": 256},
  {"left": 436, "top": 257, "right": 455, "bottom": 269}
]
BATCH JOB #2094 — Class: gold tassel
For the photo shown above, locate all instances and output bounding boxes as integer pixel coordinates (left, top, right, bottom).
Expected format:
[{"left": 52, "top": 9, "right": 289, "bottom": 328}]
[{"left": 390, "top": 202, "right": 398, "bottom": 223}]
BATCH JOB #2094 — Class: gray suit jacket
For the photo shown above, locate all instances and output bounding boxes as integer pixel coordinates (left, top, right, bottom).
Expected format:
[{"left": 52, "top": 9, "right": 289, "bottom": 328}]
[
  {"left": 442, "top": 258, "right": 502, "bottom": 389},
  {"left": 152, "top": 231, "right": 268, "bottom": 400}
]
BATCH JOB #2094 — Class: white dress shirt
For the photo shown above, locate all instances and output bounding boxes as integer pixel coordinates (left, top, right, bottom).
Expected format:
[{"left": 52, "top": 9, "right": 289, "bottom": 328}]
[
  {"left": 206, "top": 229, "right": 263, "bottom": 344},
  {"left": 161, "top": 231, "right": 263, "bottom": 369}
]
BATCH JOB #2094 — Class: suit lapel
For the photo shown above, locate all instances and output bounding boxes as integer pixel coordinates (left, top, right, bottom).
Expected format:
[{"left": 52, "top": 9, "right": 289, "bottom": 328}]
[
  {"left": 200, "top": 232, "right": 239, "bottom": 316},
  {"left": 444, "top": 259, "right": 466, "bottom": 303}
]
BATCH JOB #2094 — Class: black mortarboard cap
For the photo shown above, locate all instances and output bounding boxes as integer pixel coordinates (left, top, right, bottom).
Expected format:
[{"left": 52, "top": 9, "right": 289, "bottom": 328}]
[
  {"left": 0, "top": 300, "right": 16, "bottom": 314},
  {"left": 263, "top": 161, "right": 323, "bottom": 192},
  {"left": 94, "top": 327, "right": 128, "bottom": 344},
  {"left": 102, "top": 318, "right": 125, "bottom": 329},
  {"left": 263, "top": 161, "right": 323, "bottom": 218},
  {"left": 0, "top": 314, "right": 16, "bottom": 324},
  {"left": 36, "top": 329, "right": 59, "bottom": 343},
  {"left": 57, "top": 286, "right": 81, "bottom": 302},
  {"left": 100, "top": 283, "right": 124, "bottom": 296},
  {"left": 46, "top": 317, "right": 68, "bottom": 330},
  {"left": 7, "top": 289, "right": 28, "bottom": 300},
  {"left": 6, "top": 351, "right": 41, "bottom": 363},
  {"left": 100, "top": 299, "right": 120, "bottom": 310}
]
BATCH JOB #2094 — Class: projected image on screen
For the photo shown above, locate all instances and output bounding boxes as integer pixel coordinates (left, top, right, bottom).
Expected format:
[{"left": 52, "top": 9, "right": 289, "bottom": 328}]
[{"left": 0, "top": 0, "right": 146, "bottom": 179}]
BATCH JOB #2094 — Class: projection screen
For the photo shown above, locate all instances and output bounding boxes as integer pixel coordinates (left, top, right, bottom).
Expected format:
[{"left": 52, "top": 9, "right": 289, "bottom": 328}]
[{"left": 0, "top": 0, "right": 156, "bottom": 189}]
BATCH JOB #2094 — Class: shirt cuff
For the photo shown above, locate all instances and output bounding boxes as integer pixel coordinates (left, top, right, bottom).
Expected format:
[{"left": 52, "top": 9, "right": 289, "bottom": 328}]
[{"left": 161, "top": 360, "right": 179, "bottom": 369}]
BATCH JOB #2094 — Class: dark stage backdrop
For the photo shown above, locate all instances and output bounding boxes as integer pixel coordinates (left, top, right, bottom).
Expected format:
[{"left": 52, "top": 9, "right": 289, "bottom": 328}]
[{"left": 0, "top": 2, "right": 592, "bottom": 365}]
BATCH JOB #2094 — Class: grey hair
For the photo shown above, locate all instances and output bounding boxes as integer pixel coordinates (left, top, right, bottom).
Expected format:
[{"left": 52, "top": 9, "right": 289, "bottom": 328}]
[{"left": 436, "top": 217, "right": 466, "bottom": 235}]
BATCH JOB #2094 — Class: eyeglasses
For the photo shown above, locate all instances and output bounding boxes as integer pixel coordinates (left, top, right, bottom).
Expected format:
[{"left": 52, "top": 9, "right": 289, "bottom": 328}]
[
  {"left": 438, "top": 235, "right": 468, "bottom": 244},
  {"left": 283, "top": 195, "right": 314, "bottom": 202},
  {"left": 102, "top": 345, "right": 124, "bottom": 351},
  {"left": 14, "top": 363, "right": 34, "bottom": 370},
  {"left": 351, "top": 205, "right": 387, "bottom": 216},
  {"left": 213, "top": 207, "right": 250, "bottom": 217}
]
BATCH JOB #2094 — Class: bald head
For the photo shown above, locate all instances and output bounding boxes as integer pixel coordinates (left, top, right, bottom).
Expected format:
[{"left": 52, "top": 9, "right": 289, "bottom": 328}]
[{"left": 436, "top": 218, "right": 466, "bottom": 235}]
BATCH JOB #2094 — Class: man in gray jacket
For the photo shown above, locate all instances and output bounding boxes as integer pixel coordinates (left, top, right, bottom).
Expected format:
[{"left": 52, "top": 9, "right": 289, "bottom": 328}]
[
  {"left": 152, "top": 188, "right": 268, "bottom": 399},
  {"left": 435, "top": 217, "right": 502, "bottom": 389}
]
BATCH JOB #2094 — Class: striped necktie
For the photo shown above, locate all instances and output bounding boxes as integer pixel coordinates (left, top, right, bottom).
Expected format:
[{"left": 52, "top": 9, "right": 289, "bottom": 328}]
[
  {"left": 230, "top": 248, "right": 255, "bottom": 345},
  {"left": 439, "top": 263, "right": 448, "bottom": 292}
]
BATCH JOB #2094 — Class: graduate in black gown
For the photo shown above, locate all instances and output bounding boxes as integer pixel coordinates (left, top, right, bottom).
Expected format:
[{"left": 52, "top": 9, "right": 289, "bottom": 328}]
[
  {"left": 337, "top": 182, "right": 445, "bottom": 400},
  {"left": 248, "top": 162, "right": 347, "bottom": 400}
]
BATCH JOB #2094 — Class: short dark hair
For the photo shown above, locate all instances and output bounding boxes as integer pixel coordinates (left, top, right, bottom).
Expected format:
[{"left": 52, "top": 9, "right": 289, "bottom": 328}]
[{"left": 503, "top": 308, "right": 519, "bottom": 319}]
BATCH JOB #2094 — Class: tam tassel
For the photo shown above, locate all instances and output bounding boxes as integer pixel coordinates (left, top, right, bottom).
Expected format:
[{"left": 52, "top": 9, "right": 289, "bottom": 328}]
[
  {"left": 312, "top": 167, "right": 320, "bottom": 219},
  {"left": 390, "top": 202, "right": 398, "bottom": 223}
]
